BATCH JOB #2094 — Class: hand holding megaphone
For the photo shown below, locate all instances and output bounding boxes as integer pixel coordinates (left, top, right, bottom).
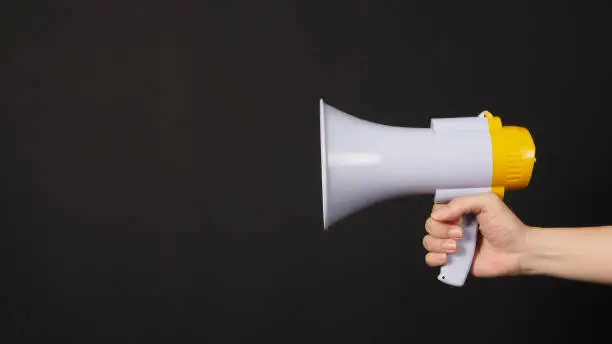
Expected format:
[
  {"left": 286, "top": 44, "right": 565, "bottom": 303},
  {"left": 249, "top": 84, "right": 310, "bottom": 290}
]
[
  {"left": 319, "top": 99, "right": 536, "bottom": 287},
  {"left": 424, "top": 192, "right": 530, "bottom": 278}
]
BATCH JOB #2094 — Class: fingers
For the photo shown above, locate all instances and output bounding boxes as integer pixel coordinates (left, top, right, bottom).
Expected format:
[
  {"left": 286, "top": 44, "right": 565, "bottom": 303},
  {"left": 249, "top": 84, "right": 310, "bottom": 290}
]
[
  {"left": 431, "top": 203, "right": 462, "bottom": 226},
  {"left": 425, "top": 193, "right": 503, "bottom": 269},
  {"left": 425, "top": 217, "right": 463, "bottom": 239},
  {"left": 423, "top": 235, "right": 458, "bottom": 254},
  {"left": 425, "top": 252, "right": 447, "bottom": 266},
  {"left": 431, "top": 192, "right": 502, "bottom": 222},
  {"left": 425, "top": 203, "right": 466, "bottom": 268}
]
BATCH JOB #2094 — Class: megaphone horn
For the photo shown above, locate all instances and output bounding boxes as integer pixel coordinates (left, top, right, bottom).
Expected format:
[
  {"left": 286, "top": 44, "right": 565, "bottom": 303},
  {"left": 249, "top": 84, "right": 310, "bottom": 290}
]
[{"left": 319, "top": 99, "right": 536, "bottom": 287}]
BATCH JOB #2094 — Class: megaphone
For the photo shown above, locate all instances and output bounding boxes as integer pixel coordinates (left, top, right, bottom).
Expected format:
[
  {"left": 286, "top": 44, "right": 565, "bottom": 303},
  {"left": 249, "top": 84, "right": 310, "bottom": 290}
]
[{"left": 319, "top": 99, "right": 536, "bottom": 287}]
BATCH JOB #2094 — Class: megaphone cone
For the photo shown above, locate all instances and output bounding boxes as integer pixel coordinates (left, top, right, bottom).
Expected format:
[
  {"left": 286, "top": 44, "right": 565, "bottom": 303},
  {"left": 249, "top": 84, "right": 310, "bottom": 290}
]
[
  {"left": 320, "top": 100, "right": 441, "bottom": 229},
  {"left": 319, "top": 99, "right": 536, "bottom": 287}
]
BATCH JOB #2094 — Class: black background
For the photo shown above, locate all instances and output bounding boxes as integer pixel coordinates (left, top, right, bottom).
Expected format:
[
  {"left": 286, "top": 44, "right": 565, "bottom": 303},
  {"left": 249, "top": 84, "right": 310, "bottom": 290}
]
[{"left": 1, "top": 1, "right": 611, "bottom": 343}]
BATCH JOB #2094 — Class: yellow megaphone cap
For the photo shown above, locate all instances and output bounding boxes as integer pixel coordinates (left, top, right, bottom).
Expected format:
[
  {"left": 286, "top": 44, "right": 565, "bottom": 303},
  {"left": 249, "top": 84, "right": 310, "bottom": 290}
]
[{"left": 482, "top": 111, "right": 536, "bottom": 191}]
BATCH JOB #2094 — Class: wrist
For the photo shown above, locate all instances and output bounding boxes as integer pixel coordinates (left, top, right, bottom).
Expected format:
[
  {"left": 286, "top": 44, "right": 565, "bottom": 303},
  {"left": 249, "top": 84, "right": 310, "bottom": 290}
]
[{"left": 518, "top": 225, "right": 544, "bottom": 276}]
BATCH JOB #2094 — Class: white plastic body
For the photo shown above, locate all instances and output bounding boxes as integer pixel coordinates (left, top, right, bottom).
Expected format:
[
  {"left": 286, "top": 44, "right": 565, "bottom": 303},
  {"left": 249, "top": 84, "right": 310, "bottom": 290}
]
[{"left": 320, "top": 99, "right": 494, "bottom": 287}]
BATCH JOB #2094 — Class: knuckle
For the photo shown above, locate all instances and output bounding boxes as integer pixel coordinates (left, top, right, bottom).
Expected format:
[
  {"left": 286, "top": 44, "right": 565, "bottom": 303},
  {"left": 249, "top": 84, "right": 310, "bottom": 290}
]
[
  {"left": 427, "top": 220, "right": 444, "bottom": 236},
  {"left": 422, "top": 235, "right": 430, "bottom": 249},
  {"left": 425, "top": 217, "right": 434, "bottom": 231},
  {"left": 485, "top": 192, "right": 498, "bottom": 201},
  {"left": 425, "top": 253, "right": 435, "bottom": 265},
  {"left": 484, "top": 192, "right": 503, "bottom": 210},
  {"left": 423, "top": 235, "right": 437, "bottom": 251},
  {"left": 425, "top": 252, "right": 446, "bottom": 266},
  {"left": 432, "top": 203, "right": 444, "bottom": 211}
]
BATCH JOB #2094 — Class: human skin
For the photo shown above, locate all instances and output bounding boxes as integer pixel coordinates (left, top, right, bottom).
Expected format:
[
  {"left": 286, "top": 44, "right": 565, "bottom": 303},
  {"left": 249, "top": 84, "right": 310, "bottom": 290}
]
[{"left": 423, "top": 193, "right": 612, "bottom": 285}]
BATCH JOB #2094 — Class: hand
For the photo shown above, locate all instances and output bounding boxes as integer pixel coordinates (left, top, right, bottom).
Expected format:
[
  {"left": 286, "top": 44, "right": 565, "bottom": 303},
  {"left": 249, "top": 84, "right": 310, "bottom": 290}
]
[{"left": 422, "top": 193, "right": 530, "bottom": 277}]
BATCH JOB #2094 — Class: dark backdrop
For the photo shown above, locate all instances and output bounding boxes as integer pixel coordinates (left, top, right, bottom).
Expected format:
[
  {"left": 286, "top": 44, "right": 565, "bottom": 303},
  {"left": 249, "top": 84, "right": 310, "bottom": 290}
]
[{"left": 1, "top": 1, "right": 611, "bottom": 343}]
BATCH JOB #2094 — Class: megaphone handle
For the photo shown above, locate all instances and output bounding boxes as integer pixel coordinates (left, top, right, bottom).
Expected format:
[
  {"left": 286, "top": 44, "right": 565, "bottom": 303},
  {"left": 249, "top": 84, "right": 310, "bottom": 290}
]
[{"left": 437, "top": 213, "right": 478, "bottom": 287}]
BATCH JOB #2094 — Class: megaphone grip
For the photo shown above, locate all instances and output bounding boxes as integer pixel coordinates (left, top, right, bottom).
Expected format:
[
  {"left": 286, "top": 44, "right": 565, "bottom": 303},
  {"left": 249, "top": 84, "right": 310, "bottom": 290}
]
[{"left": 437, "top": 214, "right": 478, "bottom": 287}]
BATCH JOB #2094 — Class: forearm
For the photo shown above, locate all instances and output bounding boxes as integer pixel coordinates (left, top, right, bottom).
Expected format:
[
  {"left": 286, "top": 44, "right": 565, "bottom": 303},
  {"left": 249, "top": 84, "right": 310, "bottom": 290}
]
[{"left": 520, "top": 226, "right": 612, "bottom": 284}]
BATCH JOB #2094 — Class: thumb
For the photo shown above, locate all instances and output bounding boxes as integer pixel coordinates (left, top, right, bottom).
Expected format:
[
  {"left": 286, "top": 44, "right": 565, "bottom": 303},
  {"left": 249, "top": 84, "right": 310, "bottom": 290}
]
[{"left": 431, "top": 193, "right": 499, "bottom": 221}]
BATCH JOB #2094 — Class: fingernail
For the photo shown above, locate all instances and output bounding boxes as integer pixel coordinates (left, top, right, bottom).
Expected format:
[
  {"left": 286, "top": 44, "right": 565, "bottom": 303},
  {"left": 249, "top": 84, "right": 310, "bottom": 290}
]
[
  {"left": 448, "top": 227, "right": 462, "bottom": 239},
  {"left": 431, "top": 206, "right": 449, "bottom": 219},
  {"left": 442, "top": 240, "right": 456, "bottom": 251}
]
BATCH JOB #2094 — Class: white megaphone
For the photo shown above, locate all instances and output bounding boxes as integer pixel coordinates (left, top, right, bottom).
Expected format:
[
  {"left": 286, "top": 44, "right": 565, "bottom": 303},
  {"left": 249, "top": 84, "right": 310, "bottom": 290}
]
[{"left": 319, "top": 99, "right": 536, "bottom": 287}]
